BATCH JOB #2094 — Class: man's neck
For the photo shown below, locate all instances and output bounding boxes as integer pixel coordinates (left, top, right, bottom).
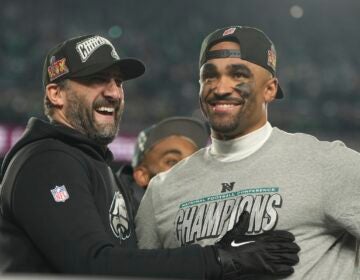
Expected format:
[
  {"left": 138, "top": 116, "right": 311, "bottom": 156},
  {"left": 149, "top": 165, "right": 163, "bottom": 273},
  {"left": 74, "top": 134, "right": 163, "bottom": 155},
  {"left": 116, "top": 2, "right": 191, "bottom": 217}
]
[{"left": 209, "top": 122, "right": 273, "bottom": 162}]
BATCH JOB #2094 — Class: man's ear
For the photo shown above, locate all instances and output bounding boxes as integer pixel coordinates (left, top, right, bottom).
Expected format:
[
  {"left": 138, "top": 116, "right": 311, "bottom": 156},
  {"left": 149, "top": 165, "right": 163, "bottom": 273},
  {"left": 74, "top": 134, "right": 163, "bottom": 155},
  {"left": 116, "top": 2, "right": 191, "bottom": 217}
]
[
  {"left": 46, "top": 83, "right": 65, "bottom": 107},
  {"left": 264, "top": 77, "right": 278, "bottom": 103},
  {"left": 133, "top": 166, "right": 151, "bottom": 189}
]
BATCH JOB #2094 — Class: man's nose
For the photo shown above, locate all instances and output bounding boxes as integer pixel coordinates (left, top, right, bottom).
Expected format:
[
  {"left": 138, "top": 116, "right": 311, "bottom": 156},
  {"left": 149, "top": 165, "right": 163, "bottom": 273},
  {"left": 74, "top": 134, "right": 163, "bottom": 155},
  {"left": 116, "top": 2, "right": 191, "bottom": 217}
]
[
  {"left": 103, "top": 78, "right": 122, "bottom": 99},
  {"left": 214, "top": 76, "right": 233, "bottom": 96}
]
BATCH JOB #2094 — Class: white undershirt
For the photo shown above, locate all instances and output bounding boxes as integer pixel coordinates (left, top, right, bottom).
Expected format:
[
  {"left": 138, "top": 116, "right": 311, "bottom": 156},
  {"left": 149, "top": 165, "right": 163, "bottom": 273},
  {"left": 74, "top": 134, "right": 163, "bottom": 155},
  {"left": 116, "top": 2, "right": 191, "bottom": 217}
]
[{"left": 209, "top": 122, "right": 273, "bottom": 162}]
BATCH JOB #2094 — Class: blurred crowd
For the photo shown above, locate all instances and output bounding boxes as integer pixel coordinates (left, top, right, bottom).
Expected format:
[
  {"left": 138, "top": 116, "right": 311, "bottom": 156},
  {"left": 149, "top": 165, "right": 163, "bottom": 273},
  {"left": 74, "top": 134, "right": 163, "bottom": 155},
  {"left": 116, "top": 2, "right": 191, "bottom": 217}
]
[{"left": 1, "top": 0, "right": 360, "bottom": 150}]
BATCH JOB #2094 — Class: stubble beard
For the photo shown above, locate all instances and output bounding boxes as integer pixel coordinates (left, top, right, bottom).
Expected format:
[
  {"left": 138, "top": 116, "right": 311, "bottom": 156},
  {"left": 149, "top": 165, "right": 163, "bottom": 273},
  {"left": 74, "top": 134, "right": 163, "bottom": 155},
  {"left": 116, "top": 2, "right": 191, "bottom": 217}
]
[
  {"left": 65, "top": 91, "right": 123, "bottom": 146},
  {"left": 206, "top": 109, "right": 244, "bottom": 137}
]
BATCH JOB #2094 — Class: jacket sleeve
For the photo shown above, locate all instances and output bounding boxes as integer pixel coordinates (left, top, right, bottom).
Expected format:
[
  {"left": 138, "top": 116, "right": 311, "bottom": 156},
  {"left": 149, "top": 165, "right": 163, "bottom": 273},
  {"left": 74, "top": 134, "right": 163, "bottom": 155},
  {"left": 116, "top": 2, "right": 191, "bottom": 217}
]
[{"left": 11, "top": 149, "right": 221, "bottom": 278}]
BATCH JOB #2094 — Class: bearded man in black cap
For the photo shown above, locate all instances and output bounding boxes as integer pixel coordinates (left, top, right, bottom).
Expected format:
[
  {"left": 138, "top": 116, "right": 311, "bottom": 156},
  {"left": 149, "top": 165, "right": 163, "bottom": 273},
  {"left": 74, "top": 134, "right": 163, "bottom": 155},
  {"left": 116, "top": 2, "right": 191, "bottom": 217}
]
[
  {"left": 0, "top": 34, "right": 300, "bottom": 279},
  {"left": 136, "top": 26, "right": 360, "bottom": 279}
]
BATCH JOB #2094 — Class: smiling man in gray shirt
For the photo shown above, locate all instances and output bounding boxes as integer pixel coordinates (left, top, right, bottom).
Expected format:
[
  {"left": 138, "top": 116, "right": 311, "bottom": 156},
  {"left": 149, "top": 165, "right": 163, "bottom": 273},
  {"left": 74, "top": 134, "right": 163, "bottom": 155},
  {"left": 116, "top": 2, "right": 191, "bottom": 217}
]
[{"left": 136, "top": 26, "right": 360, "bottom": 279}]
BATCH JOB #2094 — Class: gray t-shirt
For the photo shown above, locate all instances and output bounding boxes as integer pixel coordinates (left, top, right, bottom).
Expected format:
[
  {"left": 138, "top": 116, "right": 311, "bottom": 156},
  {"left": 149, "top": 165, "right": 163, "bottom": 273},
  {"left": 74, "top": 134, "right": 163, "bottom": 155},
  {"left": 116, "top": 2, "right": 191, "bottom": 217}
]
[{"left": 136, "top": 128, "right": 360, "bottom": 279}]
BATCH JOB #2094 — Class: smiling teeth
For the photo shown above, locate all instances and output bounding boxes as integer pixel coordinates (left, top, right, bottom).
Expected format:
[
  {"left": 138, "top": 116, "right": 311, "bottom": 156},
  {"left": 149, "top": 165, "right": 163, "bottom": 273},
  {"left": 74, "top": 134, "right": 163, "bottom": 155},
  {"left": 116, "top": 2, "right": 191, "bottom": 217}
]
[
  {"left": 97, "top": 107, "right": 114, "bottom": 113},
  {"left": 215, "top": 104, "right": 235, "bottom": 108}
]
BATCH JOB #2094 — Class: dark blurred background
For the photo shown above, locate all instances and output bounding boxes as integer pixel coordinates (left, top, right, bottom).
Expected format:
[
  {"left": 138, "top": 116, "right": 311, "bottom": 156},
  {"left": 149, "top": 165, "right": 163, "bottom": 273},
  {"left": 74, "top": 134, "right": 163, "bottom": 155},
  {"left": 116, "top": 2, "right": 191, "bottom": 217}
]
[{"left": 1, "top": 0, "right": 360, "bottom": 162}]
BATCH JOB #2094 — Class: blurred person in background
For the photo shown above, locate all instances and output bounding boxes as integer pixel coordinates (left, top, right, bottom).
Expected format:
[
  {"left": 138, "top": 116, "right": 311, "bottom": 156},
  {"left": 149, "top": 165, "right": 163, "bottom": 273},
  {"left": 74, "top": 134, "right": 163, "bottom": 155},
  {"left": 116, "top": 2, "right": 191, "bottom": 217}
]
[
  {"left": 117, "top": 116, "right": 209, "bottom": 214},
  {"left": 136, "top": 25, "right": 360, "bottom": 279},
  {"left": 0, "top": 33, "right": 300, "bottom": 279}
]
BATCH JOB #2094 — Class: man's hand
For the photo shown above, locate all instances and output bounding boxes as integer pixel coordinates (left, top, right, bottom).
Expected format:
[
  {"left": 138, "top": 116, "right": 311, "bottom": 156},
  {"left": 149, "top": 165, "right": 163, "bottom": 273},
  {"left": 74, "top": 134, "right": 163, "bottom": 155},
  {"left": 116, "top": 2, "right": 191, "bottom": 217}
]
[{"left": 214, "top": 211, "right": 300, "bottom": 279}]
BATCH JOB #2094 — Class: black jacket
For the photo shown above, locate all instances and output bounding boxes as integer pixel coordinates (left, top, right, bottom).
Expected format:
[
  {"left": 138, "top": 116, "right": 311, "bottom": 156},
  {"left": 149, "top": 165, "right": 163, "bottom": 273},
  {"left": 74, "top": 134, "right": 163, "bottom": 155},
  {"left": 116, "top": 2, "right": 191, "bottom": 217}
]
[
  {"left": 0, "top": 118, "right": 220, "bottom": 278},
  {"left": 116, "top": 164, "right": 145, "bottom": 215}
]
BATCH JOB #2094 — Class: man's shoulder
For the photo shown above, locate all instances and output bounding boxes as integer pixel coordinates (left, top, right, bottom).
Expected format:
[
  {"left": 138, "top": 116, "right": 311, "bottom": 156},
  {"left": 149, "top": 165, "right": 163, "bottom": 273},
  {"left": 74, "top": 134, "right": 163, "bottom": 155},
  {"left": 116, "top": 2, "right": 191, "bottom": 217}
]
[
  {"left": 273, "top": 127, "right": 346, "bottom": 148},
  {"left": 3, "top": 138, "right": 88, "bottom": 176},
  {"left": 20, "top": 138, "right": 84, "bottom": 163},
  {"left": 151, "top": 148, "right": 207, "bottom": 185},
  {"left": 272, "top": 127, "right": 358, "bottom": 160}
]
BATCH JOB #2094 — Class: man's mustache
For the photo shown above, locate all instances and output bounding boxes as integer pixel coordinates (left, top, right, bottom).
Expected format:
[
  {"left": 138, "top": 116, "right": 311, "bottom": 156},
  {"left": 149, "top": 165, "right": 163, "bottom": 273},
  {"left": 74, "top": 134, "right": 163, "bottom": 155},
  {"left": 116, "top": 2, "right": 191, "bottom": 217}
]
[
  {"left": 93, "top": 98, "right": 121, "bottom": 110},
  {"left": 206, "top": 83, "right": 251, "bottom": 103},
  {"left": 206, "top": 96, "right": 243, "bottom": 104}
]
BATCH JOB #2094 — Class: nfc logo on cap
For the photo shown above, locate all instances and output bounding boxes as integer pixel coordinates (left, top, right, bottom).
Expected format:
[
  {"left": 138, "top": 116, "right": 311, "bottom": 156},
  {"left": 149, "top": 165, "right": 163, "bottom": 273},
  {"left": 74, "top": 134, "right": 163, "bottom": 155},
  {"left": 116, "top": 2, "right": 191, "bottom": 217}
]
[{"left": 223, "top": 27, "right": 236, "bottom": 36}]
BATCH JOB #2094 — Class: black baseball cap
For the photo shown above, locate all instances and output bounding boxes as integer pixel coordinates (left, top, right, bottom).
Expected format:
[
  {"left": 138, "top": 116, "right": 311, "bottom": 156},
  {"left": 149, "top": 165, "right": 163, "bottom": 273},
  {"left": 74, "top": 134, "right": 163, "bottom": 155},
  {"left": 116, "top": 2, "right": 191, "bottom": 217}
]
[
  {"left": 42, "top": 34, "right": 145, "bottom": 88},
  {"left": 132, "top": 117, "right": 210, "bottom": 167},
  {"left": 199, "top": 26, "right": 283, "bottom": 99}
]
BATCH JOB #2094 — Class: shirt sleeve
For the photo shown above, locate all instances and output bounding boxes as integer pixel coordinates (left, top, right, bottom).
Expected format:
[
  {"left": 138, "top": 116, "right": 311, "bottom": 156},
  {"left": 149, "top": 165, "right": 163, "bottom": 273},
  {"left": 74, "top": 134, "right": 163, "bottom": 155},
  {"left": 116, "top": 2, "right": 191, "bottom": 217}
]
[
  {"left": 11, "top": 149, "right": 219, "bottom": 278},
  {"left": 135, "top": 178, "right": 162, "bottom": 249},
  {"left": 322, "top": 143, "right": 360, "bottom": 238}
]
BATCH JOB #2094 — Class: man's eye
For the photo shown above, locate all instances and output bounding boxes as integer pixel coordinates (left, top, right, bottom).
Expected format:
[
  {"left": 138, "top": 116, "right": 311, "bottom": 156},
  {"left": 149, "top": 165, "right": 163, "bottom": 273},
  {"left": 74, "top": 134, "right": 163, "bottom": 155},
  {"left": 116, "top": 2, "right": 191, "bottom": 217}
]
[
  {"left": 165, "top": 159, "right": 179, "bottom": 167},
  {"left": 202, "top": 75, "right": 217, "bottom": 83},
  {"left": 205, "top": 78, "right": 215, "bottom": 84},
  {"left": 233, "top": 72, "right": 245, "bottom": 79}
]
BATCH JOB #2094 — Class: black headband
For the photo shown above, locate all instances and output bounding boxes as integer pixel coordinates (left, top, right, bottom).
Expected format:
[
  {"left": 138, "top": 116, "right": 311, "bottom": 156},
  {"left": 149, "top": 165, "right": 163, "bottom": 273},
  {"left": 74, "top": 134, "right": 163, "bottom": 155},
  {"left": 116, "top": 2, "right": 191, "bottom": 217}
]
[{"left": 204, "top": 49, "right": 242, "bottom": 63}]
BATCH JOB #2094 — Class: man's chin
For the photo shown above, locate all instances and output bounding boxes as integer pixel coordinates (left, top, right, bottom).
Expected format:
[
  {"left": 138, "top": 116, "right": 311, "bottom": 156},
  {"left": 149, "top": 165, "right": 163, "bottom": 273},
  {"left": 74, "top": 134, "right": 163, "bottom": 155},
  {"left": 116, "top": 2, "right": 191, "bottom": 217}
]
[
  {"left": 90, "top": 124, "right": 119, "bottom": 145},
  {"left": 209, "top": 114, "right": 237, "bottom": 129},
  {"left": 208, "top": 118, "right": 241, "bottom": 137},
  {"left": 91, "top": 132, "right": 117, "bottom": 145}
]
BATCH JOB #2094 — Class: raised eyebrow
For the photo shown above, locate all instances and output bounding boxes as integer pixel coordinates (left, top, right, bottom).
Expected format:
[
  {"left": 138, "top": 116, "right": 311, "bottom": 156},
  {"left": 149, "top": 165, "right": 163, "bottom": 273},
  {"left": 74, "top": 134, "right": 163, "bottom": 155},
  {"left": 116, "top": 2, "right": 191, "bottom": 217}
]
[
  {"left": 227, "top": 64, "right": 252, "bottom": 77},
  {"left": 160, "top": 149, "right": 182, "bottom": 158},
  {"left": 201, "top": 63, "right": 219, "bottom": 76}
]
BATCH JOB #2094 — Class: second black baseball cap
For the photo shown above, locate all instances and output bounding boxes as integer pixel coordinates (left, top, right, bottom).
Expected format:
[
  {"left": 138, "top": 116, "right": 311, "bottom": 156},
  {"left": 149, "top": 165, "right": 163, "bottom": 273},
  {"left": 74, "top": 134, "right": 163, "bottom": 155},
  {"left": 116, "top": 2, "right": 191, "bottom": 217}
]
[
  {"left": 199, "top": 26, "right": 283, "bottom": 99},
  {"left": 42, "top": 34, "right": 145, "bottom": 88},
  {"left": 132, "top": 117, "right": 210, "bottom": 167}
]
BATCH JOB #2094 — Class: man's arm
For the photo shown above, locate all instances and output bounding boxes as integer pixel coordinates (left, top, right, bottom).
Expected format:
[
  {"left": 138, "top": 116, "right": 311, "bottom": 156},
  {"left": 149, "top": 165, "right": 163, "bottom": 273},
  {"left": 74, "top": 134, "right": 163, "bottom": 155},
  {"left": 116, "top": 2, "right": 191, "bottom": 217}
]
[
  {"left": 323, "top": 144, "right": 360, "bottom": 238},
  {"left": 10, "top": 149, "right": 299, "bottom": 279},
  {"left": 10, "top": 150, "right": 219, "bottom": 278}
]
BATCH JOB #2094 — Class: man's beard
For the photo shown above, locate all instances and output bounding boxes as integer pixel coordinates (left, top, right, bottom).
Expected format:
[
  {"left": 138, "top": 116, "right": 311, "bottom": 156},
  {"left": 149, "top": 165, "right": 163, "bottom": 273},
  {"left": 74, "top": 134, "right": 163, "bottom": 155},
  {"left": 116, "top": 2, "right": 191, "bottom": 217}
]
[
  {"left": 209, "top": 115, "right": 241, "bottom": 134},
  {"left": 64, "top": 91, "right": 123, "bottom": 146}
]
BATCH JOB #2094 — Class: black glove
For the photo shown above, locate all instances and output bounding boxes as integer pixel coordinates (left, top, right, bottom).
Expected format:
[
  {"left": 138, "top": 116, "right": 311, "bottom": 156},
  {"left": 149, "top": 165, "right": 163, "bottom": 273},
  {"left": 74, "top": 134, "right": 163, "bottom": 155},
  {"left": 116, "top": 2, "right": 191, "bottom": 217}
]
[{"left": 213, "top": 211, "right": 300, "bottom": 279}]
